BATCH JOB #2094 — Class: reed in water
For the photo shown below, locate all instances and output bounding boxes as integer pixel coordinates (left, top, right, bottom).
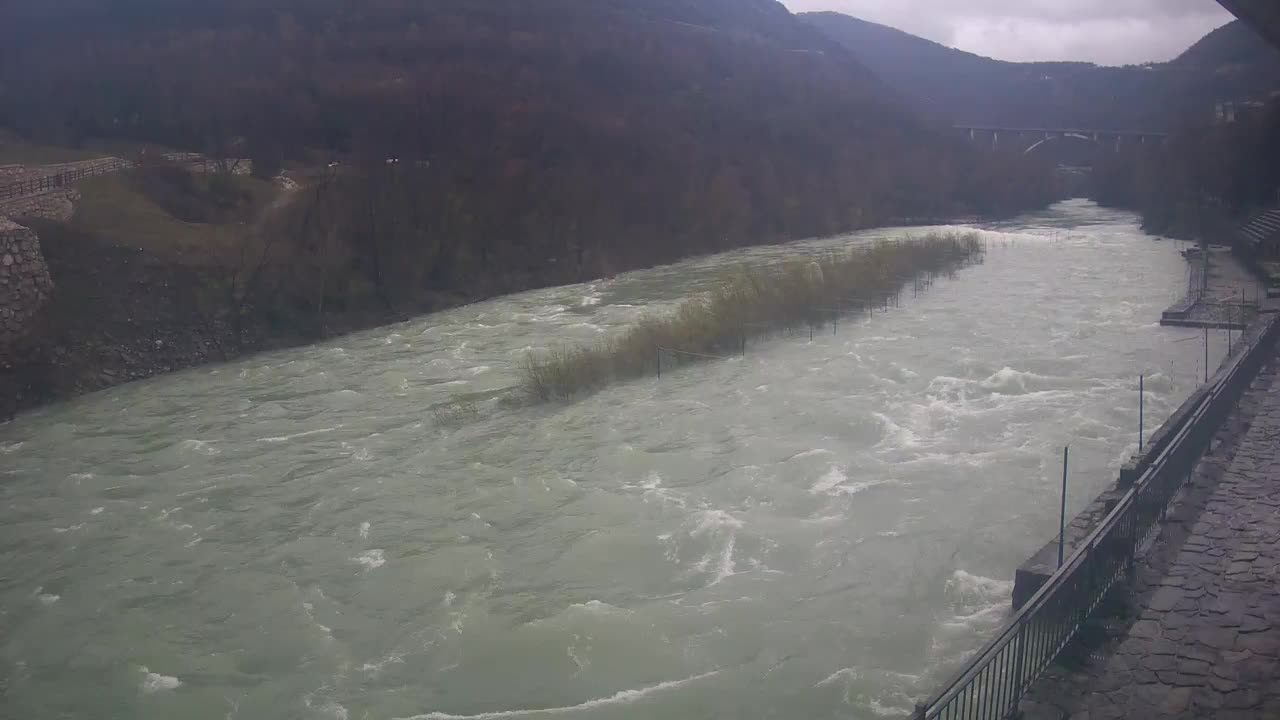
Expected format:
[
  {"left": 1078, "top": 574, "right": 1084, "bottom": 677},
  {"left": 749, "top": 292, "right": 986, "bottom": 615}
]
[{"left": 521, "top": 231, "right": 984, "bottom": 401}]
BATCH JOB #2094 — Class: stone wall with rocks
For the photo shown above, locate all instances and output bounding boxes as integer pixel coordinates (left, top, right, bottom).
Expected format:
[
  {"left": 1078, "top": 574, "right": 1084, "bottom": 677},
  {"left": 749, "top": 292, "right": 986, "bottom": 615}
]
[{"left": 0, "top": 217, "right": 53, "bottom": 368}]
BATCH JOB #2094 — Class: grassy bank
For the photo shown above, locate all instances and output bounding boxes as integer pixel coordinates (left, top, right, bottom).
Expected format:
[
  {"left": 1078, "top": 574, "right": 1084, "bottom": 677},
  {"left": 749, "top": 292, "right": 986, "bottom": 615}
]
[{"left": 521, "top": 231, "right": 984, "bottom": 401}]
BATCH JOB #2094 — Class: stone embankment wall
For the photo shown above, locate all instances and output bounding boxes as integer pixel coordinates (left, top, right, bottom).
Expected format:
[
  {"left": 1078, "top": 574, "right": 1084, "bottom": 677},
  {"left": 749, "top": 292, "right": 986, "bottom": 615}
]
[{"left": 0, "top": 217, "right": 53, "bottom": 367}]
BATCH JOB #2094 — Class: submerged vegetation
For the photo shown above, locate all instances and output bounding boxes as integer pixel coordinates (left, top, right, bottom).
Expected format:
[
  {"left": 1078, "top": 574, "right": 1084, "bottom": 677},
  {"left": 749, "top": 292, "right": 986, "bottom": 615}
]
[{"left": 521, "top": 231, "right": 984, "bottom": 401}]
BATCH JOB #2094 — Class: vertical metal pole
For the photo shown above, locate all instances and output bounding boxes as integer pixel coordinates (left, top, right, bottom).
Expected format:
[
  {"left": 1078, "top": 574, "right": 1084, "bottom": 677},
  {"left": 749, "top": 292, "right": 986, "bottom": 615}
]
[
  {"left": 1059, "top": 446, "right": 1069, "bottom": 569},
  {"left": 656, "top": 347, "right": 661, "bottom": 379},
  {"left": 1203, "top": 326, "right": 1209, "bottom": 384},
  {"left": 1139, "top": 375, "right": 1144, "bottom": 452}
]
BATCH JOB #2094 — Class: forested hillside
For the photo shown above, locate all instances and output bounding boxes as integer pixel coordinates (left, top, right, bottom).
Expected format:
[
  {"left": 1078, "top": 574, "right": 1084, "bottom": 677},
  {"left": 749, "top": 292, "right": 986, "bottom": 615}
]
[
  {"left": 0, "top": 0, "right": 1055, "bottom": 298},
  {"left": 804, "top": 13, "right": 1280, "bottom": 131}
]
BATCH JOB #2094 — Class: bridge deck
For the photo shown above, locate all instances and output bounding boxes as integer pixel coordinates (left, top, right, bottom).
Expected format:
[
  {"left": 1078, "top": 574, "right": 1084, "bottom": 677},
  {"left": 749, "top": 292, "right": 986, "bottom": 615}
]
[{"left": 955, "top": 125, "right": 1170, "bottom": 137}]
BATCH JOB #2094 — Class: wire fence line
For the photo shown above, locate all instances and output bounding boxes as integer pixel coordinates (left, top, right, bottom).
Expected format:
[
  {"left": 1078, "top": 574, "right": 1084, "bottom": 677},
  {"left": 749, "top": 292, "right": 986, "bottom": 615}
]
[
  {"left": 648, "top": 261, "right": 970, "bottom": 381},
  {"left": 913, "top": 312, "right": 1280, "bottom": 720}
]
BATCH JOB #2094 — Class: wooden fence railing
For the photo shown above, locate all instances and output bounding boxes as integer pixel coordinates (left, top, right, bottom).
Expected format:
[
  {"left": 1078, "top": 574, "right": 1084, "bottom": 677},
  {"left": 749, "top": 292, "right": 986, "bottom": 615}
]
[{"left": 0, "top": 158, "right": 132, "bottom": 203}]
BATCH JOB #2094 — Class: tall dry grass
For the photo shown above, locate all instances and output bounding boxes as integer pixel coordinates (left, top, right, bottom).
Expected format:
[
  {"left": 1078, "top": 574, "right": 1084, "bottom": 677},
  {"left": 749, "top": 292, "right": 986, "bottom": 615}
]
[{"left": 521, "top": 231, "right": 983, "bottom": 401}]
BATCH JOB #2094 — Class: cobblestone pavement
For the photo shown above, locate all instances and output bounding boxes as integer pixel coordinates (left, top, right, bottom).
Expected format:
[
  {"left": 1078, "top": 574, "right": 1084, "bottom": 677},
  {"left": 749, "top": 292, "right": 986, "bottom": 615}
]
[
  {"left": 1023, "top": 349, "right": 1280, "bottom": 719},
  {"left": 1180, "top": 249, "right": 1265, "bottom": 327}
]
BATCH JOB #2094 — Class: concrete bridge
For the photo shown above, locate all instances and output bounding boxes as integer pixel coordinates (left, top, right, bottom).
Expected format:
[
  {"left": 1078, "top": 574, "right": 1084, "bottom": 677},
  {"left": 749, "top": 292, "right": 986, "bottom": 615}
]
[{"left": 957, "top": 125, "right": 1171, "bottom": 154}]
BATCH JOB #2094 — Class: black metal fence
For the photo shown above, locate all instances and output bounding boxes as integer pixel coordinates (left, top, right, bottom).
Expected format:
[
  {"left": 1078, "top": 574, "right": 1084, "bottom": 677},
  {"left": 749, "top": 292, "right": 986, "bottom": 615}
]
[
  {"left": 0, "top": 159, "right": 131, "bottom": 202},
  {"left": 915, "top": 313, "right": 1280, "bottom": 720}
]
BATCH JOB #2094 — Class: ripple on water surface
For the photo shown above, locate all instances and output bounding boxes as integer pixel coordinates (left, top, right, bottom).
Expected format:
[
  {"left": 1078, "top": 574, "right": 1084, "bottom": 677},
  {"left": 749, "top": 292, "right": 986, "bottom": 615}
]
[{"left": 0, "top": 201, "right": 1229, "bottom": 719}]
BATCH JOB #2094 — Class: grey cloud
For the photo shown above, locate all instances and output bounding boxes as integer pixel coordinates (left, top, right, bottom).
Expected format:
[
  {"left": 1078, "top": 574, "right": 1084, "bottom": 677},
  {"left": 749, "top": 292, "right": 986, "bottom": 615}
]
[{"left": 781, "top": 0, "right": 1235, "bottom": 64}]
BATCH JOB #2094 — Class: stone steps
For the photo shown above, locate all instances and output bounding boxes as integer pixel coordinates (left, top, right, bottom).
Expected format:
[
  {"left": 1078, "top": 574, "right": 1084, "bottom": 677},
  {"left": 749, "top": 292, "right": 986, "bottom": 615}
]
[{"left": 1238, "top": 208, "right": 1280, "bottom": 250}]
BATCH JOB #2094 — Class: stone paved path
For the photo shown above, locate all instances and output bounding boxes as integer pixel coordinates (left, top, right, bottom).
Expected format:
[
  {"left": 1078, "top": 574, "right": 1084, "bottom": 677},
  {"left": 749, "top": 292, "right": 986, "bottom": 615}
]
[{"left": 1024, "top": 348, "right": 1280, "bottom": 719}]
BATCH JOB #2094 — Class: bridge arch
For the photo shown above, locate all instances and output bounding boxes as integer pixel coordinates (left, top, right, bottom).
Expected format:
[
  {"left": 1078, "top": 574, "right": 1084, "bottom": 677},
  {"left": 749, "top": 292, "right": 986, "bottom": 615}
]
[{"left": 1023, "top": 132, "right": 1096, "bottom": 155}]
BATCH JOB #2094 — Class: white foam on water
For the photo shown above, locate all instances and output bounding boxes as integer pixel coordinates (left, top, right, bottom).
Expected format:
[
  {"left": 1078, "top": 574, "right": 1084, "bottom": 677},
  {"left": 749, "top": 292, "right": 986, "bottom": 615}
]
[
  {"left": 690, "top": 510, "right": 743, "bottom": 535},
  {"left": 359, "top": 522, "right": 371, "bottom": 540},
  {"left": 395, "top": 670, "right": 720, "bottom": 719},
  {"left": 869, "top": 698, "right": 908, "bottom": 717},
  {"left": 809, "top": 465, "right": 847, "bottom": 494},
  {"left": 467, "top": 366, "right": 492, "bottom": 376},
  {"left": 354, "top": 549, "right": 386, "bottom": 569},
  {"left": 38, "top": 593, "right": 59, "bottom": 606},
  {"left": 787, "top": 448, "right": 833, "bottom": 461},
  {"left": 258, "top": 426, "right": 340, "bottom": 443},
  {"left": 361, "top": 653, "right": 405, "bottom": 675},
  {"left": 709, "top": 533, "right": 736, "bottom": 585},
  {"left": 0, "top": 442, "right": 24, "bottom": 454},
  {"left": 810, "top": 466, "right": 889, "bottom": 496},
  {"left": 443, "top": 591, "right": 456, "bottom": 607},
  {"left": 300, "top": 601, "right": 335, "bottom": 641},
  {"left": 873, "top": 413, "right": 920, "bottom": 449},
  {"left": 53, "top": 524, "right": 84, "bottom": 533},
  {"left": 179, "top": 439, "right": 220, "bottom": 456},
  {"left": 68, "top": 472, "right": 95, "bottom": 481},
  {"left": 814, "top": 667, "right": 858, "bottom": 688},
  {"left": 304, "top": 695, "right": 349, "bottom": 720},
  {"left": 936, "top": 570, "right": 1015, "bottom": 637},
  {"left": 566, "top": 600, "right": 631, "bottom": 616},
  {"left": 90, "top": 507, "right": 105, "bottom": 515},
  {"left": 139, "top": 667, "right": 181, "bottom": 694},
  {"left": 946, "top": 569, "right": 1013, "bottom": 605},
  {"left": 567, "top": 638, "right": 588, "bottom": 673},
  {"left": 978, "top": 367, "right": 1054, "bottom": 396},
  {"left": 631, "top": 472, "right": 688, "bottom": 508}
]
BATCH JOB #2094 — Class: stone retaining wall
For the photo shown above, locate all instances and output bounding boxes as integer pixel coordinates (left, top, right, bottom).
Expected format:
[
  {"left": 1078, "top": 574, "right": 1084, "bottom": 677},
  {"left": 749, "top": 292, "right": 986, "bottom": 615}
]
[{"left": 0, "top": 217, "right": 53, "bottom": 368}]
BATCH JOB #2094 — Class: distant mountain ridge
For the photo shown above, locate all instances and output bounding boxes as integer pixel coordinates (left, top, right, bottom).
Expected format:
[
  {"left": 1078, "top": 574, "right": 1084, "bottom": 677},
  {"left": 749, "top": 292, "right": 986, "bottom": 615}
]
[{"left": 802, "top": 13, "right": 1280, "bottom": 131}]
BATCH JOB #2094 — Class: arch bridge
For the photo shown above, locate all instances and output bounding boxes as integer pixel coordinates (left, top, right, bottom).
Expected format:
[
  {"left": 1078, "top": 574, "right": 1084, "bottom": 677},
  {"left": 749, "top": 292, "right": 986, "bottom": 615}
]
[{"left": 956, "top": 126, "right": 1170, "bottom": 154}]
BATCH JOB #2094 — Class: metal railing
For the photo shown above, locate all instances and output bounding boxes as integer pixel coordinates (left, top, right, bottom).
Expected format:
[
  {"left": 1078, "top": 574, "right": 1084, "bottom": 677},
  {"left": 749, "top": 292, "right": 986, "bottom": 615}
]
[
  {"left": 0, "top": 158, "right": 132, "bottom": 202},
  {"left": 914, "top": 314, "right": 1280, "bottom": 720}
]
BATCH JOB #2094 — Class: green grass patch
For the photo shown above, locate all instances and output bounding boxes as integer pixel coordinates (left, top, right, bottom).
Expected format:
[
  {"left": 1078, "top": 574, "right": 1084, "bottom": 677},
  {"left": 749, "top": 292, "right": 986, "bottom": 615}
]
[
  {"left": 521, "top": 232, "right": 984, "bottom": 402},
  {"left": 71, "top": 171, "right": 276, "bottom": 266}
]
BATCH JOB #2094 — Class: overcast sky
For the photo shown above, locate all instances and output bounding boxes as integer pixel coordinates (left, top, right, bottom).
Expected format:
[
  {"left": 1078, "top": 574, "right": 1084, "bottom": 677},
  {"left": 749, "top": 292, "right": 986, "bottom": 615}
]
[{"left": 780, "top": 0, "right": 1236, "bottom": 65}]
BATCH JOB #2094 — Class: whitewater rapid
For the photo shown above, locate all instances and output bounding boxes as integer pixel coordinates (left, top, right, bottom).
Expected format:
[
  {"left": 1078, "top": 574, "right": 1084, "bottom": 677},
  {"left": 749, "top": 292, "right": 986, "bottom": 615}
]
[{"left": 0, "top": 201, "right": 1229, "bottom": 719}]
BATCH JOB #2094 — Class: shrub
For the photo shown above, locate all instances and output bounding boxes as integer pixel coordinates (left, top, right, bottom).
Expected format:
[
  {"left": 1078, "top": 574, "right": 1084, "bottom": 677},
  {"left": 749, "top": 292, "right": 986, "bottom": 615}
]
[{"left": 520, "top": 231, "right": 983, "bottom": 401}]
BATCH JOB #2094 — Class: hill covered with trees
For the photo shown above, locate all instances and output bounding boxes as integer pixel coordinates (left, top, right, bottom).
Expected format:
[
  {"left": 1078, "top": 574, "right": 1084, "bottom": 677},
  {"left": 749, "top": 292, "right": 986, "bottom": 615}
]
[
  {"left": 803, "top": 13, "right": 1280, "bottom": 131},
  {"left": 0, "top": 0, "right": 1057, "bottom": 314}
]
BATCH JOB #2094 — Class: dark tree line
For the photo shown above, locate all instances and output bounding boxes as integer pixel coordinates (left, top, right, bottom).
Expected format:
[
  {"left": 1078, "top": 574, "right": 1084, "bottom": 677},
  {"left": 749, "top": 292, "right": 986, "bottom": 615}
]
[
  {"left": 0, "top": 0, "right": 1062, "bottom": 324},
  {"left": 1091, "top": 101, "right": 1280, "bottom": 240}
]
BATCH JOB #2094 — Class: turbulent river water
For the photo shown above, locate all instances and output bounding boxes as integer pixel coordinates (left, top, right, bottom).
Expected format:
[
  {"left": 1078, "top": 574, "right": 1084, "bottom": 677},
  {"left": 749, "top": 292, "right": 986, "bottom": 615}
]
[{"left": 0, "top": 200, "right": 1234, "bottom": 719}]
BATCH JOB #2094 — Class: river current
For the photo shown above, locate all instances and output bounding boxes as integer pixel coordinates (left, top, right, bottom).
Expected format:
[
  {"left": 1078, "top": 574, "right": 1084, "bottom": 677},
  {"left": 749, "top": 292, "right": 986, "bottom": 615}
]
[{"left": 0, "top": 200, "right": 1231, "bottom": 719}]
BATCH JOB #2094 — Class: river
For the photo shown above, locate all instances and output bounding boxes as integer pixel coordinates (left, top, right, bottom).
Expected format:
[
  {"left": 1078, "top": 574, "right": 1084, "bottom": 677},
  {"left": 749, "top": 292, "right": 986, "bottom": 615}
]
[{"left": 0, "top": 200, "right": 1232, "bottom": 719}]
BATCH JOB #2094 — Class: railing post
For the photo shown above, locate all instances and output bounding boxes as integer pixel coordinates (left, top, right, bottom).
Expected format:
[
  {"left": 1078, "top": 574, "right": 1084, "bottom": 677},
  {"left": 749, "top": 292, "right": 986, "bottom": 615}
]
[
  {"left": 1084, "top": 538, "right": 1096, "bottom": 623},
  {"left": 913, "top": 702, "right": 926, "bottom": 720},
  {"left": 1013, "top": 621, "right": 1028, "bottom": 700}
]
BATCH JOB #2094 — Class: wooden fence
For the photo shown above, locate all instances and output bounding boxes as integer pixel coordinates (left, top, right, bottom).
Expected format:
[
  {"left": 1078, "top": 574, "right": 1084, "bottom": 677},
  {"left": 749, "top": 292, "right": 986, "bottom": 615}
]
[{"left": 0, "top": 159, "right": 132, "bottom": 202}]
